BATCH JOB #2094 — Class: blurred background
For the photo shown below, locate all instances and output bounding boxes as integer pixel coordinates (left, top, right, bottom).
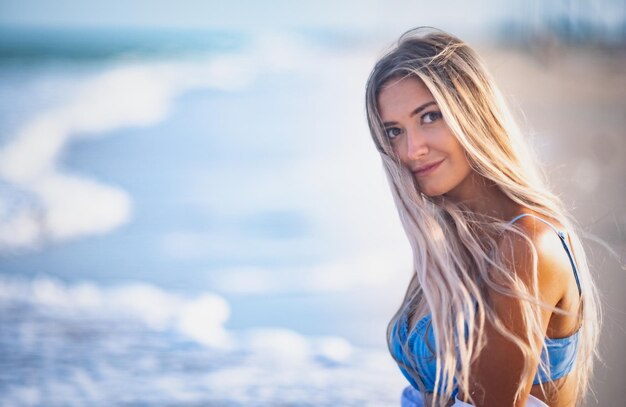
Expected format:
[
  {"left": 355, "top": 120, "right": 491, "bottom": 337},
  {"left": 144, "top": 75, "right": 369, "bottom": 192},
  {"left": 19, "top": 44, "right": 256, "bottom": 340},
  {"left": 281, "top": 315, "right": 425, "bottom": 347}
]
[{"left": 0, "top": 0, "right": 624, "bottom": 405}]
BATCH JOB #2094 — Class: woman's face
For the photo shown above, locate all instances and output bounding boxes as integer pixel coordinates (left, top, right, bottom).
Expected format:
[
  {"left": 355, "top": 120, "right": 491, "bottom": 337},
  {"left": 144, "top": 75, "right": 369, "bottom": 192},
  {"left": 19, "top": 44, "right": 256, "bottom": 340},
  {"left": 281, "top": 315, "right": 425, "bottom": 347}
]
[{"left": 377, "top": 76, "right": 474, "bottom": 199}]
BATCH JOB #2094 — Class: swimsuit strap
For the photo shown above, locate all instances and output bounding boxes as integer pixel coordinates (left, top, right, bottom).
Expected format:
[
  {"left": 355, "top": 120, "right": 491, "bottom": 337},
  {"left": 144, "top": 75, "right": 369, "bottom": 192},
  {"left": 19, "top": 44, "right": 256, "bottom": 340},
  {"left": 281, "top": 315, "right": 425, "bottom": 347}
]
[{"left": 507, "top": 213, "right": 582, "bottom": 297}]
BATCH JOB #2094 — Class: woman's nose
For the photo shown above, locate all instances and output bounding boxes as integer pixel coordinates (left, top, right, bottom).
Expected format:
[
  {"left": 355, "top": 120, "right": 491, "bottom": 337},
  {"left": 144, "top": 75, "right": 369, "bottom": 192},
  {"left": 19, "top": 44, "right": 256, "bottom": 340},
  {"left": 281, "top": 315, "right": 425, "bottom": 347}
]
[{"left": 406, "top": 129, "right": 428, "bottom": 160}]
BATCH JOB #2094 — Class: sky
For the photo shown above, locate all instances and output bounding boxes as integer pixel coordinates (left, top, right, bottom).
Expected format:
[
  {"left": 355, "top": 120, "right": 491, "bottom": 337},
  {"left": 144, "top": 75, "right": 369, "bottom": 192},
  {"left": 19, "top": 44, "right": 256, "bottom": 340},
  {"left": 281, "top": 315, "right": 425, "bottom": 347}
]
[{"left": 0, "top": 0, "right": 507, "bottom": 37}]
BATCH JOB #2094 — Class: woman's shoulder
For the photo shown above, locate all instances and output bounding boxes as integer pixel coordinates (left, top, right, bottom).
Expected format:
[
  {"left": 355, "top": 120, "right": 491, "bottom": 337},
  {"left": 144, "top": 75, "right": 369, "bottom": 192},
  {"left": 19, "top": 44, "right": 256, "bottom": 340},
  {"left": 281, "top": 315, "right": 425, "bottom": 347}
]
[
  {"left": 499, "top": 211, "right": 572, "bottom": 302},
  {"left": 504, "top": 211, "right": 570, "bottom": 267}
]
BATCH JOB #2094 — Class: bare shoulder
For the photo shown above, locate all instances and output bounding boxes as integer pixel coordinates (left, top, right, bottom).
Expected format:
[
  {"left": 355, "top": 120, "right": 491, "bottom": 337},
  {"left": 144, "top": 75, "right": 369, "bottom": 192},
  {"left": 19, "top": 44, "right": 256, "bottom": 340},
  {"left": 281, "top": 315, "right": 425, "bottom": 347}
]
[
  {"left": 500, "top": 213, "right": 571, "bottom": 306},
  {"left": 457, "top": 214, "right": 572, "bottom": 405}
]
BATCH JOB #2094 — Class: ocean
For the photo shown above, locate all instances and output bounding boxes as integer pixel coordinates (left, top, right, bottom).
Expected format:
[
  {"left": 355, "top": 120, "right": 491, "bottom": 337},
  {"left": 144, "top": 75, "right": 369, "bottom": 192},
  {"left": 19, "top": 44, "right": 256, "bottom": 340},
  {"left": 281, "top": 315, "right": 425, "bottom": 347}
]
[{"left": 0, "top": 26, "right": 411, "bottom": 405}]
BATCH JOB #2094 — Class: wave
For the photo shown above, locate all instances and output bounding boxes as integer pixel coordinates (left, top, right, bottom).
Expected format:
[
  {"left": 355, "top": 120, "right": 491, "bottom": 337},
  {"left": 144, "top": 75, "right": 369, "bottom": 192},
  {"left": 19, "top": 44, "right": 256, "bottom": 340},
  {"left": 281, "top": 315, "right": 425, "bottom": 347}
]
[
  {"left": 0, "top": 47, "right": 256, "bottom": 253},
  {"left": 0, "top": 275, "right": 406, "bottom": 405}
]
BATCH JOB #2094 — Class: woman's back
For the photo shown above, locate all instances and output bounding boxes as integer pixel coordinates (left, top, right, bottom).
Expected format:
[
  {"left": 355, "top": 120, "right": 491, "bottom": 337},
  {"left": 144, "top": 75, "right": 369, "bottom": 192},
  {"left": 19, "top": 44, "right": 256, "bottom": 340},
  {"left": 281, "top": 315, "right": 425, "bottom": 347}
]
[{"left": 393, "top": 213, "right": 584, "bottom": 406}]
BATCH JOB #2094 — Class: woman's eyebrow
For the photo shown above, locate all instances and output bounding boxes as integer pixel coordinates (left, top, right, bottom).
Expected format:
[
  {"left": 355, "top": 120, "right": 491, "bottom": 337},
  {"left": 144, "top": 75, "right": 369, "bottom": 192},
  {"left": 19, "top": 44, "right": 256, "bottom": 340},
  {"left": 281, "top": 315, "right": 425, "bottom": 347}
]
[{"left": 382, "top": 101, "right": 437, "bottom": 126}]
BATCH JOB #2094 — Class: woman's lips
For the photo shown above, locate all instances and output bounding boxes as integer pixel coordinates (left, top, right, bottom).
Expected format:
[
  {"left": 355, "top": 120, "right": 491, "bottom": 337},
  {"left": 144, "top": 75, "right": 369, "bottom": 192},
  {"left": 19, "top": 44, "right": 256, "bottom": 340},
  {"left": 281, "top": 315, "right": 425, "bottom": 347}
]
[{"left": 414, "top": 159, "right": 444, "bottom": 177}]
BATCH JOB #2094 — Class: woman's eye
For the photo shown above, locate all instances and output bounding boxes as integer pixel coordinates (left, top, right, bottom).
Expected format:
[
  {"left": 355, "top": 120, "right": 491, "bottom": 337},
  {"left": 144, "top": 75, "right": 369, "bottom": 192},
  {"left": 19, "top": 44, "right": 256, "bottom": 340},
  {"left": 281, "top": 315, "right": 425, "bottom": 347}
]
[
  {"left": 422, "top": 111, "right": 443, "bottom": 124},
  {"left": 385, "top": 127, "right": 403, "bottom": 139}
]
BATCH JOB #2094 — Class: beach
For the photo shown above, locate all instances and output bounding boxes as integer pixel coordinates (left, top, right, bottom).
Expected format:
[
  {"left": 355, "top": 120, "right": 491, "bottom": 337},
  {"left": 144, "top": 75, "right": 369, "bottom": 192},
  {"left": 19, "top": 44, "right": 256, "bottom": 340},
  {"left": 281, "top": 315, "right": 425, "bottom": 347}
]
[{"left": 0, "top": 26, "right": 624, "bottom": 406}]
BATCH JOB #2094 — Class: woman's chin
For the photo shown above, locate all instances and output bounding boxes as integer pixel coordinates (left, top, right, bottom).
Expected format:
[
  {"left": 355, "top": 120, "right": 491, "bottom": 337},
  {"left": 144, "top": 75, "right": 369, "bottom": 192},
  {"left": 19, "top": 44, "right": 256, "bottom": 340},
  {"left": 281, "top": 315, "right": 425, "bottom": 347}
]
[{"left": 418, "top": 184, "right": 447, "bottom": 198}]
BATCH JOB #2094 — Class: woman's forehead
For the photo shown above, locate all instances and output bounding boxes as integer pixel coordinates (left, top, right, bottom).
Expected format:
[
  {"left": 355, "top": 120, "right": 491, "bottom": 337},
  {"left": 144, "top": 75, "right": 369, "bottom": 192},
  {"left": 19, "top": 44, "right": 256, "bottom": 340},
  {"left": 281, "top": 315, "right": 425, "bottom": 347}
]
[{"left": 377, "top": 76, "right": 434, "bottom": 116}]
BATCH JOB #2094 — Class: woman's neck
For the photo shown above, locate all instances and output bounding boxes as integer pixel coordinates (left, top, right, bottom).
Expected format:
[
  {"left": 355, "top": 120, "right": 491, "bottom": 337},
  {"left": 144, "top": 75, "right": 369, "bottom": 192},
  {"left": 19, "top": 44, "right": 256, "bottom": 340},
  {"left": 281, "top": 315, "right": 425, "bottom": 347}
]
[{"left": 443, "top": 171, "right": 523, "bottom": 222}]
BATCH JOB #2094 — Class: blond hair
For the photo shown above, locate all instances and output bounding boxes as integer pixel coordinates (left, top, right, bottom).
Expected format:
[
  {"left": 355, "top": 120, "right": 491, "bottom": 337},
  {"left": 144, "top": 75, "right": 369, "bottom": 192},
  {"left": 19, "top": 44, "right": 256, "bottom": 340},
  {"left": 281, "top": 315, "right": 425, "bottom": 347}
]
[{"left": 365, "top": 27, "right": 601, "bottom": 406}]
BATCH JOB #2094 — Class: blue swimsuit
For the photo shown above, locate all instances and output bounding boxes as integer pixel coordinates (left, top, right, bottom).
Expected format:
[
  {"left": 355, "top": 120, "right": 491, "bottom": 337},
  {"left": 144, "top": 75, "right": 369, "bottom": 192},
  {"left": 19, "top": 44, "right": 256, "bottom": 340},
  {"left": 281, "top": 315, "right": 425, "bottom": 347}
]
[{"left": 390, "top": 214, "right": 582, "bottom": 396}]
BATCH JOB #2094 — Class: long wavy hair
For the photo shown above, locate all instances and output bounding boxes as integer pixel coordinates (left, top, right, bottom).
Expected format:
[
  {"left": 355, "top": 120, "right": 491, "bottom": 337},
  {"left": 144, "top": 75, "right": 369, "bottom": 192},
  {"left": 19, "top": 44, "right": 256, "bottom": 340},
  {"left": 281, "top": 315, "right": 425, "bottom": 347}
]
[{"left": 365, "top": 27, "right": 601, "bottom": 406}]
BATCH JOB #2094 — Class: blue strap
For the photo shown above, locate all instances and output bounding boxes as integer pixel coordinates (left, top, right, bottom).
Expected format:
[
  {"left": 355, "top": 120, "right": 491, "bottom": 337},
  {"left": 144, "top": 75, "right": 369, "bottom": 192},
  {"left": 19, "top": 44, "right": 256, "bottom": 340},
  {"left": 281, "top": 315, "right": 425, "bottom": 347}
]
[{"left": 507, "top": 213, "right": 582, "bottom": 297}]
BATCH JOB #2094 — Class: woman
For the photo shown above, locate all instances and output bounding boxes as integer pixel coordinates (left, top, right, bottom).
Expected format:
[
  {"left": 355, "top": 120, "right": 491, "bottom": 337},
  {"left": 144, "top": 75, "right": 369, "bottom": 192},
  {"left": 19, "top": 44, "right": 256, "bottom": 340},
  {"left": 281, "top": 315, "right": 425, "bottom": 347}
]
[{"left": 365, "top": 28, "right": 600, "bottom": 407}]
